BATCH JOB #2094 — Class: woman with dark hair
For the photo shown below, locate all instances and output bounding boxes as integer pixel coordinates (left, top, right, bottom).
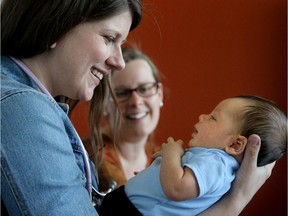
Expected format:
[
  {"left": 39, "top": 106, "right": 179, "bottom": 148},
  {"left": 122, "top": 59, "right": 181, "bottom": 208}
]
[{"left": 1, "top": 0, "right": 141, "bottom": 215}]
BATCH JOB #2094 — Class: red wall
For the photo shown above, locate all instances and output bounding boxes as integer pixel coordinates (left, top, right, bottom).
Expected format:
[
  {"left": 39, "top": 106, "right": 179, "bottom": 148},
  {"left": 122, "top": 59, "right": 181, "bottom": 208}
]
[{"left": 70, "top": 0, "right": 287, "bottom": 215}]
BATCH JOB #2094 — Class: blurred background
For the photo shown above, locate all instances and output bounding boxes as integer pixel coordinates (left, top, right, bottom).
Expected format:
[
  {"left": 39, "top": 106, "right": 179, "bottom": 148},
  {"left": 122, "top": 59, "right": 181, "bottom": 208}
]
[{"left": 70, "top": 0, "right": 287, "bottom": 215}]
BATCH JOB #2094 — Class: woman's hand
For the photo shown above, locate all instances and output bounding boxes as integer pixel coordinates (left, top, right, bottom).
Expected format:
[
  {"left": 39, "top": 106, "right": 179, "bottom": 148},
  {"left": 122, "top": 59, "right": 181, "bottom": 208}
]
[
  {"left": 199, "top": 134, "right": 275, "bottom": 216},
  {"left": 232, "top": 134, "right": 275, "bottom": 202}
]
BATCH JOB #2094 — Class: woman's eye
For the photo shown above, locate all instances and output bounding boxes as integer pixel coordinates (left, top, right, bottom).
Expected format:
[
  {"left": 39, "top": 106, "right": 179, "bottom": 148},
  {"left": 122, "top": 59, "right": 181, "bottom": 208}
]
[
  {"left": 139, "top": 87, "right": 148, "bottom": 93},
  {"left": 104, "top": 36, "right": 115, "bottom": 44},
  {"left": 115, "top": 90, "right": 129, "bottom": 97}
]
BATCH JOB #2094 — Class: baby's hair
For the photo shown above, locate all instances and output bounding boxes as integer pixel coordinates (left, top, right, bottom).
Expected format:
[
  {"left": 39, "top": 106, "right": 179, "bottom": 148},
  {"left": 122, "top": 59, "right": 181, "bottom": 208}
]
[{"left": 234, "top": 95, "right": 287, "bottom": 166}]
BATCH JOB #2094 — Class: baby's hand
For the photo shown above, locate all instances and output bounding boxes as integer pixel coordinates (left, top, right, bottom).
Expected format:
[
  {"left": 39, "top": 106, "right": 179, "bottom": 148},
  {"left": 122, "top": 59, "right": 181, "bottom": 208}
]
[
  {"left": 162, "top": 137, "right": 184, "bottom": 157},
  {"left": 152, "top": 150, "right": 162, "bottom": 159}
]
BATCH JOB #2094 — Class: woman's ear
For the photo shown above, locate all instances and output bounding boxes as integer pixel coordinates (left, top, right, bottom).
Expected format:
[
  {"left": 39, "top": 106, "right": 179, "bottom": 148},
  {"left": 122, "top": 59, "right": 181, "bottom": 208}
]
[
  {"left": 50, "top": 43, "right": 57, "bottom": 49},
  {"left": 225, "top": 135, "right": 248, "bottom": 156},
  {"left": 157, "top": 82, "right": 164, "bottom": 105}
]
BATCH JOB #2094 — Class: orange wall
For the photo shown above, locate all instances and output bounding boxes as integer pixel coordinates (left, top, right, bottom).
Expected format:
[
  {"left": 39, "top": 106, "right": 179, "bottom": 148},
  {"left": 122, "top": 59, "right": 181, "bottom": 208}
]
[{"left": 71, "top": 0, "right": 287, "bottom": 215}]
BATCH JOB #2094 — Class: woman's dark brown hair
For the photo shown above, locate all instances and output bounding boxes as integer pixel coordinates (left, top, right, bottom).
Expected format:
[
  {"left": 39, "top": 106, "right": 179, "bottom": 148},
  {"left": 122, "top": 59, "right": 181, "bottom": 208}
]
[{"left": 1, "top": 0, "right": 142, "bottom": 58}]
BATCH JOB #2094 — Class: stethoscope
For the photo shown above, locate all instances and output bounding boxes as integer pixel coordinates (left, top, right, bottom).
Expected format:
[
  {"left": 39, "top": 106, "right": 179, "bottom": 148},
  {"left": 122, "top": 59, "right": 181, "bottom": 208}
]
[{"left": 10, "top": 57, "right": 93, "bottom": 198}]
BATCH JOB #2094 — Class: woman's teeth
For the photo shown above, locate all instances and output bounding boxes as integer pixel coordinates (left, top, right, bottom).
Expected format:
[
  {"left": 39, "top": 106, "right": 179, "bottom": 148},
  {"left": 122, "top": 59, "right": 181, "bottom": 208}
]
[
  {"left": 91, "top": 69, "right": 103, "bottom": 80},
  {"left": 128, "top": 112, "right": 147, "bottom": 119}
]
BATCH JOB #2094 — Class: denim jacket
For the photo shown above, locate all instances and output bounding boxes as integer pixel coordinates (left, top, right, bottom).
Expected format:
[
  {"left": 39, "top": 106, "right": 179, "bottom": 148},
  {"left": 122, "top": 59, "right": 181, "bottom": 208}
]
[{"left": 1, "top": 56, "right": 98, "bottom": 215}]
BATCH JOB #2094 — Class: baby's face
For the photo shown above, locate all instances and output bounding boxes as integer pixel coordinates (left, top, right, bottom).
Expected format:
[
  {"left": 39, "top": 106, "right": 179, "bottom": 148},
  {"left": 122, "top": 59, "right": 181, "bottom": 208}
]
[{"left": 188, "top": 98, "right": 248, "bottom": 150}]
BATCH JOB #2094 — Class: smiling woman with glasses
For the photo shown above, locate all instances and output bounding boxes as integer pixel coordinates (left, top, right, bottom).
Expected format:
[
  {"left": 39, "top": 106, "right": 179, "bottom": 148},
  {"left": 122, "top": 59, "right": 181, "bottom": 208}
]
[
  {"left": 114, "top": 82, "right": 160, "bottom": 102},
  {"left": 84, "top": 47, "right": 164, "bottom": 193}
]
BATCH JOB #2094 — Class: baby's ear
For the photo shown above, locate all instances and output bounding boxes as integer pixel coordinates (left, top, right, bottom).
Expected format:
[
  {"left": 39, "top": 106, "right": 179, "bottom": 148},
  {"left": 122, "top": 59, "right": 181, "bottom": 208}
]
[{"left": 225, "top": 135, "right": 247, "bottom": 155}]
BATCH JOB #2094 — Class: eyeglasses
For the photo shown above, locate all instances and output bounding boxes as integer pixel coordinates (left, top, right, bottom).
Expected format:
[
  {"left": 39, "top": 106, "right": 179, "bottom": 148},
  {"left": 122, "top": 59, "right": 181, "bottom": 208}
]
[{"left": 114, "top": 82, "right": 159, "bottom": 102}]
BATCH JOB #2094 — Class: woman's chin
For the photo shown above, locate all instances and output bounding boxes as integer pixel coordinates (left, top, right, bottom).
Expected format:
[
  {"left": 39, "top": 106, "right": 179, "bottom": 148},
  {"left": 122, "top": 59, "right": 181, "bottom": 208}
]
[{"left": 79, "top": 90, "right": 94, "bottom": 101}]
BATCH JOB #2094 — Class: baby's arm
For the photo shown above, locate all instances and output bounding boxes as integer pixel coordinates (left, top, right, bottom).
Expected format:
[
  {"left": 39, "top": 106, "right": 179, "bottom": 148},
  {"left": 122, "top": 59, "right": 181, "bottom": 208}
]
[{"left": 160, "top": 137, "right": 199, "bottom": 201}]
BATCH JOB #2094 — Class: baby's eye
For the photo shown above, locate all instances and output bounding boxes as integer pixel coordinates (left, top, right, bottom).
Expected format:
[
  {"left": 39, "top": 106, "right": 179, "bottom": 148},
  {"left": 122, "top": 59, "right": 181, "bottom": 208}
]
[{"left": 211, "top": 115, "right": 216, "bottom": 121}]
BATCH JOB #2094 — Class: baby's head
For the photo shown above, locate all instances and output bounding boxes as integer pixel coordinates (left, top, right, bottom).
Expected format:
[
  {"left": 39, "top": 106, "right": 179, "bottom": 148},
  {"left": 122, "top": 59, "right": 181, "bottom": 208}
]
[
  {"left": 234, "top": 95, "right": 287, "bottom": 166},
  {"left": 188, "top": 95, "right": 287, "bottom": 166}
]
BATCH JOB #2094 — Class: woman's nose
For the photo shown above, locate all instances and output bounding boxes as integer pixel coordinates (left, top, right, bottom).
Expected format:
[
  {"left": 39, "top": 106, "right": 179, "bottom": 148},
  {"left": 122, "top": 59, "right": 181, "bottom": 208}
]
[
  {"left": 107, "top": 47, "right": 125, "bottom": 71},
  {"left": 128, "top": 91, "right": 143, "bottom": 106}
]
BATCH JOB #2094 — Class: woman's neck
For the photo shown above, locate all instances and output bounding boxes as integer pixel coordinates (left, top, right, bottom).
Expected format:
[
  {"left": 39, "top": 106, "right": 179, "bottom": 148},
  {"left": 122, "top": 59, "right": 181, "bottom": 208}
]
[
  {"left": 21, "top": 56, "right": 53, "bottom": 96},
  {"left": 116, "top": 138, "right": 147, "bottom": 160},
  {"left": 116, "top": 137, "right": 149, "bottom": 180}
]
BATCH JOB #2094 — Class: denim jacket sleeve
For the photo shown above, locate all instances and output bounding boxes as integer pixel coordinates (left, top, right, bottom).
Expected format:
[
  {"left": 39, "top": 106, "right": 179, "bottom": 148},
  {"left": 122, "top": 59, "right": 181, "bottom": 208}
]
[{"left": 1, "top": 58, "right": 98, "bottom": 215}]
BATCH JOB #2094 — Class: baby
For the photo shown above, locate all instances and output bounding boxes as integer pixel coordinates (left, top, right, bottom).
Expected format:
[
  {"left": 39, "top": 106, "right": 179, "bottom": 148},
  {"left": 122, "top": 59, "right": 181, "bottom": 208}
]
[{"left": 99, "top": 95, "right": 287, "bottom": 216}]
